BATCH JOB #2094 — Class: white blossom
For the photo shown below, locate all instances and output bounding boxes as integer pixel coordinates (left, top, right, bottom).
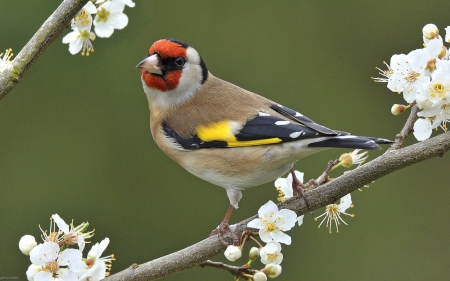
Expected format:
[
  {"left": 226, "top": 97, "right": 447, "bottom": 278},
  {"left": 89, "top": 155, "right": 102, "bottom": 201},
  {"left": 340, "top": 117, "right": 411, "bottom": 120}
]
[
  {"left": 72, "top": 1, "right": 96, "bottom": 30},
  {"left": 29, "top": 241, "right": 85, "bottom": 281},
  {"left": 94, "top": 0, "right": 129, "bottom": 38},
  {"left": 314, "top": 193, "right": 354, "bottom": 233},
  {"left": 79, "top": 238, "right": 115, "bottom": 281},
  {"left": 425, "top": 60, "right": 450, "bottom": 104},
  {"left": 247, "top": 201, "right": 297, "bottom": 245},
  {"left": 260, "top": 241, "right": 283, "bottom": 265},
  {"left": 62, "top": 27, "right": 96, "bottom": 56},
  {"left": 386, "top": 49, "right": 429, "bottom": 103}
]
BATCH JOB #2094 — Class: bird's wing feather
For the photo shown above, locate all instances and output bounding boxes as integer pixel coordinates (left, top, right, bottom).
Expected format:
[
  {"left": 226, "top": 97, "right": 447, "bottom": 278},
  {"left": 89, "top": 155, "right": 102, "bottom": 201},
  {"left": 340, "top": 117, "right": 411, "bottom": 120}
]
[
  {"left": 162, "top": 110, "right": 340, "bottom": 150},
  {"left": 268, "top": 103, "right": 337, "bottom": 135}
]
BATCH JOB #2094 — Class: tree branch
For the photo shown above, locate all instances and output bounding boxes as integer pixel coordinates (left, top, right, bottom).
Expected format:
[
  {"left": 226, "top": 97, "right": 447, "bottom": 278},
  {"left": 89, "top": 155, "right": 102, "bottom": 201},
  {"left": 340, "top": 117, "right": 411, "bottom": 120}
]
[
  {"left": 104, "top": 131, "right": 450, "bottom": 281},
  {"left": 0, "top": 0, "right": 89, "bottom": 101}
]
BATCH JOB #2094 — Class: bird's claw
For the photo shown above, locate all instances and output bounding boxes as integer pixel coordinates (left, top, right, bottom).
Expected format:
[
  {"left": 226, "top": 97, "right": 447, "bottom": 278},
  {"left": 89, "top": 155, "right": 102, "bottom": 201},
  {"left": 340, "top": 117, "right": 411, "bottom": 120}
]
[{"left": 210, "top": 222, "right": 239, "bottom": 246}]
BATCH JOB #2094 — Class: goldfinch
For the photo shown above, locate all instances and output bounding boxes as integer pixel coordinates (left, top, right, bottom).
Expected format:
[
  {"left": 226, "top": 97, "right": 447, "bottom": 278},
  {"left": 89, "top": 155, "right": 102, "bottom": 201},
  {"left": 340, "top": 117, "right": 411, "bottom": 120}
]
[{"left": 137, "top": 38, "right": 391, "bottom": 241}]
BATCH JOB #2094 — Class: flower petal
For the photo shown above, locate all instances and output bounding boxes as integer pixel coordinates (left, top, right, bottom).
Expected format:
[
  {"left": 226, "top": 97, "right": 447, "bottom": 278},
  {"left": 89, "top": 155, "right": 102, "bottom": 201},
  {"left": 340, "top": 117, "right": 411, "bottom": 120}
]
[
  {"left": 270, "top": 230, "right": 291, "bottom": 245},
  {"left": 94, "top": 21, "right": 114, "bottom": 38},
  {"left": 34, "top": 271, "right": 53, "bottom": 281},
  {"left": 275, "top": 209, "right": 297, "bottom": 231},
  {"left": 258, "top": 201, "right": 278, "bottom": 219},
  {"left": 30, "top": 242, "right": 59, "bottom": 266},
  {"left": 109, "top": 13, "right": 128, "bottom": 29},
  {"left": 62, "top": 31, "right": 79, "bottom": 44},
  {"left": 247, "top": 218, "right": 264, "bottom": 229},
  {"left": 259, "top": 228, "right": 274, "bottom": 243},
  {"left": 79, "top": 262, "right": 106, "bottom": 281},
  {"left": 58, "top": 269, "right": 79, "bottom": 281},
  {"left": 58, "top": 248, "right": 82, "bottom": 267},
  {"left": 297, "top": 215, "right": 304, "bottom": 226},
  {"left": 413, "top": 118, "right": 432, "bottom": 141},
  {"left": 68, "top": 39, "right": 83, "bottom": 54},
  {"left": 52, "top": 214, "right": 69, "bottom": 234},
  {"left": 338, "top": 193, "right": 352, "bottom": 212}
]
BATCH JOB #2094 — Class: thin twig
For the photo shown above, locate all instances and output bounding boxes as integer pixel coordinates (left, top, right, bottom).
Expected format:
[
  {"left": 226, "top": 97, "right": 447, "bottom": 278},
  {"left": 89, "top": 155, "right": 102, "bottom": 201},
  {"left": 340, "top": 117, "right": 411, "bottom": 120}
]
[
  {"left": 313, "top": 159, "right": 339, "bottom": 187},
  {"left": 199, "top": 260, "right": 256, "bottom": 278},
  {"left": 0, "top": 0, "right": 89, "bottom": 100},
  {"left": 248, "top": 235, "right": 263, "bottom": 248},
  {"left": 391, "top": 104, "right": 420, "bottom": 149}
]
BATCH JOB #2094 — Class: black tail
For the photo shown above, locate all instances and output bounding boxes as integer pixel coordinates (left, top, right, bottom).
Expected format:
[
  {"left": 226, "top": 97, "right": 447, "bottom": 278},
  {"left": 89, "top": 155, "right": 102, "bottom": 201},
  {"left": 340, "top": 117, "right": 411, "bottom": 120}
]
[{"left": 308, "top": 135, "right": 392, "bottom": 150}]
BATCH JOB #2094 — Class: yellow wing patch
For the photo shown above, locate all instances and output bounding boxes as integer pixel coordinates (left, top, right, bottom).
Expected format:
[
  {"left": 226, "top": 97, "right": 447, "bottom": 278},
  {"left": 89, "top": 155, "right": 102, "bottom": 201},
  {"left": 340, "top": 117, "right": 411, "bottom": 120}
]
[{"left": 196, "top": 120, "right": 282, "bottom": 147}]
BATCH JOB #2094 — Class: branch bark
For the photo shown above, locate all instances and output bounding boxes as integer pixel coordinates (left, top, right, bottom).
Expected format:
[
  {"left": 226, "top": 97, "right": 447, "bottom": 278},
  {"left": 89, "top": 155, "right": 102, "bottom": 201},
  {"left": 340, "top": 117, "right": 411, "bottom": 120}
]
[
  {"left": 0, "top": 0, "right": 89, "bottom": 101},
  {"left": 105, "top": 131, "right": 450, "bottom": 281}
]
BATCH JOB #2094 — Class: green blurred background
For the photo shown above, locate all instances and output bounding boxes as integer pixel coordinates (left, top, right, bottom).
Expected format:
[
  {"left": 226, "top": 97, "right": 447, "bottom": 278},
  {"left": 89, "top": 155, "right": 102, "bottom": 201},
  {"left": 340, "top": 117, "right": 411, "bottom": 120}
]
[{"left": 1, "top": 1, "right": 449, "bottom": 280}]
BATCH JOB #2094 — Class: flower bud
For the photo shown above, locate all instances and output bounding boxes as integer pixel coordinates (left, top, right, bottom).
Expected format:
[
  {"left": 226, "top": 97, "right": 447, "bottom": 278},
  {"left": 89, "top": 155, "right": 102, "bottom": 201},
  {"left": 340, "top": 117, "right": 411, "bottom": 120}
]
[
  {"left": 224, "top": 245, "right": 242, "bottom": 261},
  {"left": 249, "top": 247, "right": 260, "bottom": 261},
  {"left": 253, "top": 271, "right": 268, "bottom": 281},
  {"left": 391, "top": 104, "right": 408, "bottom": 115},
  {"left": 422, "top": 24, "right": 439, "bottom": 40},
  {"left": 264, "top": 264, "right": 282, "bottom": 278},
  {"left": 19, "top": 235, "right": 37, "bottom": 255}
]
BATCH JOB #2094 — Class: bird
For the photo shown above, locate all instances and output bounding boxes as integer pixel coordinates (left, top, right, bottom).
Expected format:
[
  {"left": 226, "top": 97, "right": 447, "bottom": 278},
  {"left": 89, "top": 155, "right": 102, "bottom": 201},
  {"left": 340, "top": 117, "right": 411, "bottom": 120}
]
[{"left": 136, "top": 38, "right": 391, "bottom": 244}]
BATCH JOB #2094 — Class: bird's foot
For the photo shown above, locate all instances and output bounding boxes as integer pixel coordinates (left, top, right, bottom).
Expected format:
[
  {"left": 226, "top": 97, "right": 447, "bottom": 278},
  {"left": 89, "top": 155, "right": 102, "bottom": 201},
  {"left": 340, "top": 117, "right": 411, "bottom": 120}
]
[
  {"left": 210, "top": 222, "right": 239, "bottom": 246},
  {"left": 209, "top": 204, "right": 239, "bottom": 246},
  {"left": 290, "top": 168, "right": 313, "bottom": 210}
]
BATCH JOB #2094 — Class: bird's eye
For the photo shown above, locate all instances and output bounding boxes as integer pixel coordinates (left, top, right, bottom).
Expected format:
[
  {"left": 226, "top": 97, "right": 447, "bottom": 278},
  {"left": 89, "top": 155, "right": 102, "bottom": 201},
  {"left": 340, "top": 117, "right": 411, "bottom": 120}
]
[{"left": 175, "top": 57, "right": 185, "bottom": 67}]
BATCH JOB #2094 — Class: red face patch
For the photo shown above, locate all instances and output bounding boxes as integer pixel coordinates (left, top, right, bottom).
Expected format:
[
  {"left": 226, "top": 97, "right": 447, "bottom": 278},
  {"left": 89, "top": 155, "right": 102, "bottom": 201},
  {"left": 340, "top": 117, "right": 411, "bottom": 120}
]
[
  {"left": 142, "top": 69, "right": 182, "bottom": 92},
  {"left": 149, "top": 39, "right": 187, "bottom": 58},
  {"left": 143, "top": 39, "right": 187, "bottom": 91}
]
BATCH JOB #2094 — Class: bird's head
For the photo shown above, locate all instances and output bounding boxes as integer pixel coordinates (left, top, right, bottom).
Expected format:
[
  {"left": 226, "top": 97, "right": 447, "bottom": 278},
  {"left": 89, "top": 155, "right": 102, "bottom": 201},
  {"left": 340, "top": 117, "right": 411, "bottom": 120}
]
[{"left": 137, "top": 39, "right": 208, "bottom": 109}]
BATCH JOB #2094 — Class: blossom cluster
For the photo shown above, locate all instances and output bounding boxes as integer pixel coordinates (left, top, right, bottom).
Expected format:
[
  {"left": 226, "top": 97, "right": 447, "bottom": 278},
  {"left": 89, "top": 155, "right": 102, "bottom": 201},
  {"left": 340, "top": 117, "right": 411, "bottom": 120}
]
[
  {"left": 374, "top": 23, "right": 450, "bottom": 141},
  {"left": 62, "top": 0, "right": 135, "bottom": 56},
  {"left": 19, "top": 214, "right": 114, "bottom": 281},
  {"left": 223, "top": 149, "right": 364, "bottom": 280}
]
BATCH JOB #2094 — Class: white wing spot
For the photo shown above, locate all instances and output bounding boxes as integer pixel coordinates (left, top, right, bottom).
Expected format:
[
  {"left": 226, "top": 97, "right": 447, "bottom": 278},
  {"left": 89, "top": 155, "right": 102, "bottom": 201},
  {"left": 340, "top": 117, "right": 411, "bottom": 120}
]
[
  {"left": 295, "top": 112, "right": 303, "bottom": 117},
  {"left": 258, "top": 111, "right": 271, "bottom": 117},
  {"left": 290, "top": 131, "right": 303, "bottom": 138},
  {"left": 275, "top": 121, "right": 290, "bottom": 125},
  {"left": 276, "top": 104, "right": 283, "bottom": 108}
]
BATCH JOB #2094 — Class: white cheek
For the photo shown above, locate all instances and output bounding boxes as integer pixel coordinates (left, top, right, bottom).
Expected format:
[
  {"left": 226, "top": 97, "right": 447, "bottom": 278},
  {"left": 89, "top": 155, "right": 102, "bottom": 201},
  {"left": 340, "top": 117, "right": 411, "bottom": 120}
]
[{"left": 143, "top": 47, "right": 204, "bottom": 110}]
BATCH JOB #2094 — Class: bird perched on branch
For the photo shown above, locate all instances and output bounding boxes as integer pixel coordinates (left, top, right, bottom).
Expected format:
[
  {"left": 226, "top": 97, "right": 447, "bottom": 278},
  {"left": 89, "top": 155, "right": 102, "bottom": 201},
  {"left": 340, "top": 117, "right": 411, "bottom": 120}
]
[{"left": 137, "top": 38, "right": 391, "bottom": 244}]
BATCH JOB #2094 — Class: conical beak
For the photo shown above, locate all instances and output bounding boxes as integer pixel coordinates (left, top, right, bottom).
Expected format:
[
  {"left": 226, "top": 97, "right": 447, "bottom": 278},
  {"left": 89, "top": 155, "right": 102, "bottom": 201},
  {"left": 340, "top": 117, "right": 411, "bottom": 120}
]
[{"left": 136, "top": 54, "right": 163, "bottom": 75}]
